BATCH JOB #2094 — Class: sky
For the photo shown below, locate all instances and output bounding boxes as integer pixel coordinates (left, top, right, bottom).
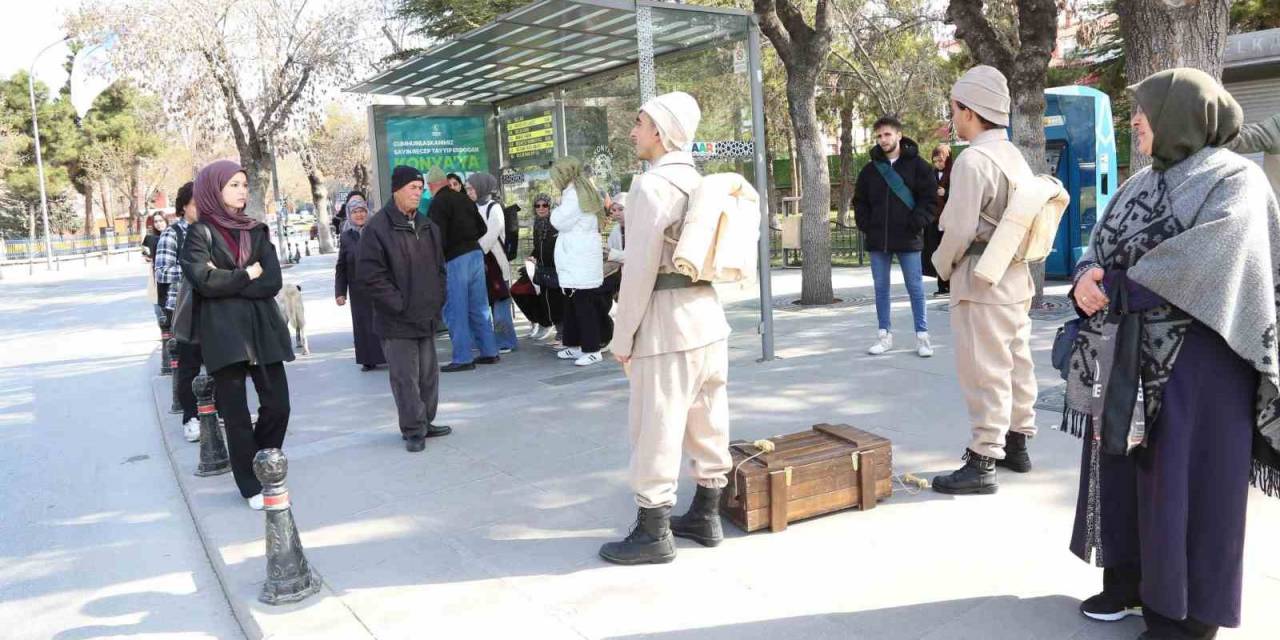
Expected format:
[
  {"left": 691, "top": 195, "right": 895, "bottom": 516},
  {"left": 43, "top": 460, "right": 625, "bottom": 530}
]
[{"left": 0, "top": 1, "right": 84, "bottom": 91}]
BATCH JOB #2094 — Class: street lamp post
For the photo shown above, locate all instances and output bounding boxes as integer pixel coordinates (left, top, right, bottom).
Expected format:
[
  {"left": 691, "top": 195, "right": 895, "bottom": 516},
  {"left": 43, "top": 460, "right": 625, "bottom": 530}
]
[{"left": 28, "top": 37, "right": 69, "bottom": 271}]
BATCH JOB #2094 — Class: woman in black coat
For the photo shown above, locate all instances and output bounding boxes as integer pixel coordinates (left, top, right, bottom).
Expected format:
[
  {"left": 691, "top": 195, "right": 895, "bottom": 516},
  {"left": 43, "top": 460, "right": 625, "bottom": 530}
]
[
  {"left": 923, "top": 145, "right": 953, "bottom": 295},
  {"left": 334, "top": 195, "right": 385, "bottom": 370},
  {"left": 181, "top": 160, "right": 294, "bottom": 510}
]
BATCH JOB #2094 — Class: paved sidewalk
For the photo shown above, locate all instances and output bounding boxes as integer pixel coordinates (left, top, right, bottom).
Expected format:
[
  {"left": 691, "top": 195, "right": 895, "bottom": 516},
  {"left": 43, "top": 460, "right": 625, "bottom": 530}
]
[{"left": 151, "top": 255, "right": 1280, "bottom": 639}]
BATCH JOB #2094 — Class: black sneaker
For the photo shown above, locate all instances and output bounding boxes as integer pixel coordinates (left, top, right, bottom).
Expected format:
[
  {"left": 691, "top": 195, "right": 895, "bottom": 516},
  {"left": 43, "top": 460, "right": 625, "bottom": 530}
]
[{"left": 1080, "top": 590, "right": 1142, "bottom": 622}]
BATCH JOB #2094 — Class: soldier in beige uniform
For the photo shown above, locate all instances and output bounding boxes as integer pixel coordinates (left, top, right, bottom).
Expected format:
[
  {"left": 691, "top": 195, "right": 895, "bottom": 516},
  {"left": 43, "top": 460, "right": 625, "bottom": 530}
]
[
  {"left": 930, "top": 66, "right": 1037, "bottom": 495},
  {"left": 598, "top": 91, "right": 733, "bottom": 565}
]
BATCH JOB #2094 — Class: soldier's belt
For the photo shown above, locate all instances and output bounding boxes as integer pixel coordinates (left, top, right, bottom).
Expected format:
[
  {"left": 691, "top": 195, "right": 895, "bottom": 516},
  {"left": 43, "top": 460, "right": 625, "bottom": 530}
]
[{"left": 653, "top": 272, "right": 711, "bottom": 291}]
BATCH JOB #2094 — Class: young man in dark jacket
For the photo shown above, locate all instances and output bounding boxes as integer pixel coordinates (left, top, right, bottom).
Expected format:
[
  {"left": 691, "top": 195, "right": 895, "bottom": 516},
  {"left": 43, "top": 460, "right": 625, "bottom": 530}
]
[
  {"left": 853, "top": 116, "right": 938, "bottom": 358},
  {"left": 425, "top": 166, "right": 499, "bottom": 371},
  {"left": 357, "top": 166, "right": 452, "bottom": 452}
]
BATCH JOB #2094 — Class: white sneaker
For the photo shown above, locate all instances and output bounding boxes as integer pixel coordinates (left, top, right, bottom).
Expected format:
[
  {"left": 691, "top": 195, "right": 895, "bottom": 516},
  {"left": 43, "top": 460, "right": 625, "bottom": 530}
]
[
  {"left": 183, "top": 418, "right": 201, "bottom": 443},
  {"left": 867, "top": 330, "right": 893, "bottom": 355},
  {"left": 247, "top": 494, "right": 264, "bottom": 510},
  {"left": 527, "top": 325, "right": 542, "bottom": 339},
  {"left": 557, "top": 347, "right": 583, "bottom": 360},
  {"left": 916, "top": 332, "right": 934, "bottom": 358},
  {"left": 574, "top": 351, "right": 604, "bottom": 366},
  {"left": 499, "top": 347, "right": 514, "bottom": 354}
]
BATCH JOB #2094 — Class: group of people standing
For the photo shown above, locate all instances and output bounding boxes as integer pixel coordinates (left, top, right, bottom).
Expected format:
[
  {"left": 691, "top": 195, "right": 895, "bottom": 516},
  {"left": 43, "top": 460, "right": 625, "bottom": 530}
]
[
  {"left": 138, "top": 53, "right": 1280, "bottom": 639},
  {"left": 838, "top": 61, "right": 1280, "bottom": 639}
]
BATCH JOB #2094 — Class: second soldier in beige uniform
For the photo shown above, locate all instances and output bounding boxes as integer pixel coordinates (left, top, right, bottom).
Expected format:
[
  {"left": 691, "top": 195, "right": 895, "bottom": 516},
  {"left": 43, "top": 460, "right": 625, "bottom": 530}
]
[
  {"left": 931, "top": 66, "right": 1038, "bottom": 495},
  {"left": 598, "top": 91, "right": 733, "bottom": 565}
]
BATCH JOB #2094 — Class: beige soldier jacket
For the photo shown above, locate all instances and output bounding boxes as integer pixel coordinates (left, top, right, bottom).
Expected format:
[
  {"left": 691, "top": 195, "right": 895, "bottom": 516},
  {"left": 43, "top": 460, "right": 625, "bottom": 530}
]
[
  {"left": 932, "top": 129, "right": 1036, "bottom": 306},
  {"left": 612, "top": 152, "right": 730, "bottom": 359},
  {"left": 1228, "top": 113, "right": 1280, "bottom": 195}
]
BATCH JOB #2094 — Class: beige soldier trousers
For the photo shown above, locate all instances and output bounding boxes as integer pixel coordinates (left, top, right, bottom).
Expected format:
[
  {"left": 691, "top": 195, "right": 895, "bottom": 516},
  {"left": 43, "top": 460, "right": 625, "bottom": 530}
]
[
  {"left": 627, "top": 339, "right": 731, "bottom": 508},
  {"left": 951, "top": 300, "right": 1038, "bottom": 459}
]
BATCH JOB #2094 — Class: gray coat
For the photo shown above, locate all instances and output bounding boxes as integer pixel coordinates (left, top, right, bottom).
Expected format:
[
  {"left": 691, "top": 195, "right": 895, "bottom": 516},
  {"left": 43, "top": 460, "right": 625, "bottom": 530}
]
[{"left": 1227, "top": 113, "right": 1280, "bottom": 194}]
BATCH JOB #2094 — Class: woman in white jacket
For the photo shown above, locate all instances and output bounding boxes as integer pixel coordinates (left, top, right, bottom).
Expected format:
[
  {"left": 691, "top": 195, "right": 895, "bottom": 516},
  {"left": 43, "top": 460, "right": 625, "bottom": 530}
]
[
  {"left": 549, "top": 157, "right": 611, "bottom": 366},
  {"left": 466, "top": 173, "right": 518, "bottom": 353}
]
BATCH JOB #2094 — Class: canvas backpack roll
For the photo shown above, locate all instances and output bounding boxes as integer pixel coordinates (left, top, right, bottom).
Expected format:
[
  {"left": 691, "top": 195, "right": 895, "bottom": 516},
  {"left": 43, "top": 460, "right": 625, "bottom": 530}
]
[
  {"left": 962, "top": 145, "right": 1070, "bottom": 286},
  {"left": 660, "top": 172, "right": 762, "bottom": 285}
]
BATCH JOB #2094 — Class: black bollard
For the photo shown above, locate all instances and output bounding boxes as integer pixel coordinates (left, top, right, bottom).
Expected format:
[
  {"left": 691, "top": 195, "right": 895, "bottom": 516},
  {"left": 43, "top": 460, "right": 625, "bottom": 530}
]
[
  {"left": 159, "top": 315, "right": 173, "bottom": 376},
  {"left": 192, "top": 371, "right": 230, "bottom": 476},
  {"left": 168, "top": 339, "right": 183, "bottom": 414},
  {"left": 254, "top": 449, "right": 322, "bottom": 605}
]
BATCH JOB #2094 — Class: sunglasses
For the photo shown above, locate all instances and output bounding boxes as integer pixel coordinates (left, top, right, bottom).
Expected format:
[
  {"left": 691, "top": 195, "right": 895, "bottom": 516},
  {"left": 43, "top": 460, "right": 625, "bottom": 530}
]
[{"left": 535, "top": 203, "right": 550, "bottom": 209}]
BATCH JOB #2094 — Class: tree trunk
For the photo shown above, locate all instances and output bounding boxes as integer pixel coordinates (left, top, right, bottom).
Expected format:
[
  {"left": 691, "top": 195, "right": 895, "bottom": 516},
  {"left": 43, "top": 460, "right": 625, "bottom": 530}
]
[
  {"left": 1009, "top": 89, "right": 1049, "bottom": 177},
  {"left": 353, "top": 163, "right": 370, "bottom": 196},
  {"left": 83, "top": 181, "right": 95, "bottom": 239},
  {"left": 98, "top": 179, "right": 111, "bottom": 234},
  {"left": 129, "top": 160, "right": 142, "bottom": 234},
  {"left": 788, "top": 74, "right": 834, "bottom": 305},
  {"left": 240, "top": 138, "right": 272, "bottom": 221},
  {"left": 837, "top": 101, "right": 854, "bottom": 227},
  {"left": 301, "top": 147, "right": 336, "bottom": 254},
  {"left": 1117, "top": 0, "right": 1231, "bottom": 172}
]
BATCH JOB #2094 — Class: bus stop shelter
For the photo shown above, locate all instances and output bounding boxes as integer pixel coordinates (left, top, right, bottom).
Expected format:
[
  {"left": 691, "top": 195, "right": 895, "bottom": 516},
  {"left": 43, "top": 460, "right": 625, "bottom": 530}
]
[{"left": 347, "top": 0, "right": 775, "bottom": 360}]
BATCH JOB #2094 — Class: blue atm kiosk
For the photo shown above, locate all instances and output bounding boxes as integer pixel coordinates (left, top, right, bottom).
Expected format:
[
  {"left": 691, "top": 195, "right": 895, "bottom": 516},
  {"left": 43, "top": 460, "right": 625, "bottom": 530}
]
[{"left": 1041, "top": 86, "right": 1118, "bottom": 278}]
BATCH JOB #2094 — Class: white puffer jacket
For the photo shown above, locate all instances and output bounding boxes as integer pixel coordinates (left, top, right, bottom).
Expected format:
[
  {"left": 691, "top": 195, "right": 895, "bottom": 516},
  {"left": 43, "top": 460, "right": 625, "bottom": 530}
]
[{"left": 550, "top": 185, "right": 603, "bottom": 290}]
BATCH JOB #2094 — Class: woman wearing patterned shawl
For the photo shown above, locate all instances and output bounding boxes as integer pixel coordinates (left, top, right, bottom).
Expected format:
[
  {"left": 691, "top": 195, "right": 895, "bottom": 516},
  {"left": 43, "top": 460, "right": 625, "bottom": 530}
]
[{"left": 1062, "top": 68, "right": 1280, "bottom": 639}]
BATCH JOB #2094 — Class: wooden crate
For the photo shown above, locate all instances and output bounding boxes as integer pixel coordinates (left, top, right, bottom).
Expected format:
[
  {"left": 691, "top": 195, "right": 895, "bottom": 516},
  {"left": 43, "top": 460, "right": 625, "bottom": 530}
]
[{"left": 721, "top": 424, "right": 892, "bottom": 533}]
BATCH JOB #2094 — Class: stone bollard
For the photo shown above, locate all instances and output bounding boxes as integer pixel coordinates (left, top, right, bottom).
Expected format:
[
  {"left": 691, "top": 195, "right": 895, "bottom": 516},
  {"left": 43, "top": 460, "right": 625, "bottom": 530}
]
[
  {"left": 192, "top": 371, "right": 230, "bottom": 476},
  {"left": 159, "top": 315, "right": 173, "bottom": 376},
  {"left": 168, "top": 339, "right": 183, "bottom": 414},
  {"left": 254, "top": 449, "right": 322, "bottom": 605}
]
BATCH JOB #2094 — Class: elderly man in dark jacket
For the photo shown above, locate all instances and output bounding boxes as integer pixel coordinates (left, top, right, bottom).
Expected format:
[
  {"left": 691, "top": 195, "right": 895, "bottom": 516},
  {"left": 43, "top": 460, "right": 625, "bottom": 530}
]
[
  {"left": 358, "top": 166, "right": 451, "bottom": 452},
  {"left": 853, "top": 115, "right": 938, "bottom": 359}
]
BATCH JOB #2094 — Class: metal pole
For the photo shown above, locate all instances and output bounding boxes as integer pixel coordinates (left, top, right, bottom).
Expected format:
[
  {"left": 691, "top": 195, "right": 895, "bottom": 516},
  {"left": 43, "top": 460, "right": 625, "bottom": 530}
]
[
  {"left": 28, "top": 37, "right": 67, "bottom": 271},
  {"left": 747, "top": 23, "right": 775, "bottom": 362}
]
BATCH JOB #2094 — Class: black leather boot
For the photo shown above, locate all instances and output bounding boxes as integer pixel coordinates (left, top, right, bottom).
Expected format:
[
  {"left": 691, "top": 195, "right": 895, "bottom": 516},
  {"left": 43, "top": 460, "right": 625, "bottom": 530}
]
[
  {"left": 599, "top": 506, "right": 676, "bottom": 565},
  {"left": 670, "top": 486, "right": 724, "bottom": 547},
  {"left": 996, "top": 432, "right": 1032, "bottom": 473},
  {"left": 932, "top": 450, "right": 998, "bottom": 495}
]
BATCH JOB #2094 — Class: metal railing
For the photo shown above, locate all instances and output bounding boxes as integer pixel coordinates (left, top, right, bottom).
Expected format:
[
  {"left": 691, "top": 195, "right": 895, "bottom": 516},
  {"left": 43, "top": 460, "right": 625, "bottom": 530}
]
[{"left": 1, "top": 233, "right": 145, "bottom": 259}]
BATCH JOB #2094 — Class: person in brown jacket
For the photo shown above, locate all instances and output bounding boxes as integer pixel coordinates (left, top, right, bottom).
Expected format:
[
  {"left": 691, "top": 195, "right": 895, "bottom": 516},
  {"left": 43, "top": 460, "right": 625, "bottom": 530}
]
[
  {"left": 598, "top": 91, "right": 732, "bottom": 566},
  {"left": 930, "top": 66, "right": 1038, "bottom": 495}
]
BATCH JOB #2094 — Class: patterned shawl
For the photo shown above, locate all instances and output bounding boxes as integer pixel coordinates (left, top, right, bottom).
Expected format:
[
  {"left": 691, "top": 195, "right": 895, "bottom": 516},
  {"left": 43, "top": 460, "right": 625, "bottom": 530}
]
[{"left": 1062, "top": 146, "right": 1280, "bottom": 498}]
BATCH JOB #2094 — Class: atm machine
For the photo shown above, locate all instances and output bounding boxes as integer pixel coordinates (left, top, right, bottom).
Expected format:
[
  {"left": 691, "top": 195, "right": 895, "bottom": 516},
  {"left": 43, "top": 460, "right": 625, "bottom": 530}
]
[{"left": 1041, "top": 86, "right": 1118, "bottom": 278}]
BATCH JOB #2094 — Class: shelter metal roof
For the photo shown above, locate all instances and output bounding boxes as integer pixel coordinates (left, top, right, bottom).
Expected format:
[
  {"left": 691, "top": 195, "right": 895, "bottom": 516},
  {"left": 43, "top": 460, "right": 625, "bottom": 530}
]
[{"left": 347, "top": 0, "right": 752, "bottom": 104}]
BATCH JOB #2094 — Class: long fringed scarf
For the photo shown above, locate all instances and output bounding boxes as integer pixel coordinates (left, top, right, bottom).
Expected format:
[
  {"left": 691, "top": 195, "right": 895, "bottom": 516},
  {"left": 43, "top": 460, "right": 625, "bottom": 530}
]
[{"left": 1061, "top": 147, "right": 1280, "bottom": 505}]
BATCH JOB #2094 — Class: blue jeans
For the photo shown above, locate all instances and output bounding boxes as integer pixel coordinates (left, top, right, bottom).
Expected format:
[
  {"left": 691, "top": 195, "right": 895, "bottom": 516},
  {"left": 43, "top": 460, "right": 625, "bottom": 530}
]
[
  {"left": 492, "top": 297, "right": 518, "bottom": 351},
  {"left": 870, "top": 251, "right": 928, "bottom": 333},
  {"left": 443, "top": 250, "right": 498, "bottom": 364}
]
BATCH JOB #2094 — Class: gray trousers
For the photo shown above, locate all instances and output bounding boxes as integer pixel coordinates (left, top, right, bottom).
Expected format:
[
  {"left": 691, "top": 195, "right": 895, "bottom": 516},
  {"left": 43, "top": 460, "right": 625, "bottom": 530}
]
[{"left": 382, "top": 336, "right": 439, "bottom": 438}]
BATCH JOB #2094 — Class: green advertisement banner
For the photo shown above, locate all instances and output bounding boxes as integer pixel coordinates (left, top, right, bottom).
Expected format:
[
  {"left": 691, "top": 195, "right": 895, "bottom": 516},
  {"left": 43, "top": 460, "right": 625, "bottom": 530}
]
[{"left": 385, "top": 115, "right": 489, "bottom": 175}]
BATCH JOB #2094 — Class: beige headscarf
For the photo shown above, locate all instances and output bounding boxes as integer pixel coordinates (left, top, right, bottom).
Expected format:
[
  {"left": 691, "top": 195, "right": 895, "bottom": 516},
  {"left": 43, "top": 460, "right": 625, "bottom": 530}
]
[
  {"left": 641, "top": 91, "right": 702, "bottom": 152},
  {"left": 550, "top": 156, "right": 605, "bottom": 225},
  {"left": 951, "top": 65, "right": 1011, "bottom": 128}
]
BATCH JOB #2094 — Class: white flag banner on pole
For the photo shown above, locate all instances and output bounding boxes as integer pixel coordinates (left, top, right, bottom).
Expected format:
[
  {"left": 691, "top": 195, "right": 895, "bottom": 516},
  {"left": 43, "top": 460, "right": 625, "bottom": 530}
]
[{"left": 69, "top": 35, "right": 117, "bottom": 119}]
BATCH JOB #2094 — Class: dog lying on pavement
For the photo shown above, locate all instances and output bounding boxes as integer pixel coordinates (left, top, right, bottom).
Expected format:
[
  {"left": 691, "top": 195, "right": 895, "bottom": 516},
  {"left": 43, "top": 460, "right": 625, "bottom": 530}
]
[{"left": 276, "top": 283, "right": 309, "bottom": 355}]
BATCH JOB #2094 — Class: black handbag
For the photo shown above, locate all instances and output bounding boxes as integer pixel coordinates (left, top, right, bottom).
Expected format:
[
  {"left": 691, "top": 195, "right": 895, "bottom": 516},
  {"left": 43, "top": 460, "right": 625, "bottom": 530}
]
[
  {"left": 172, "top": 224, "right": 211, "bottom": 344},
  {"left": 1091, "top": 273, "right": 1144, "bottom": 455},
  {"left": 1051, "top": 318, "right": 1080, "bottom": 381}
]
